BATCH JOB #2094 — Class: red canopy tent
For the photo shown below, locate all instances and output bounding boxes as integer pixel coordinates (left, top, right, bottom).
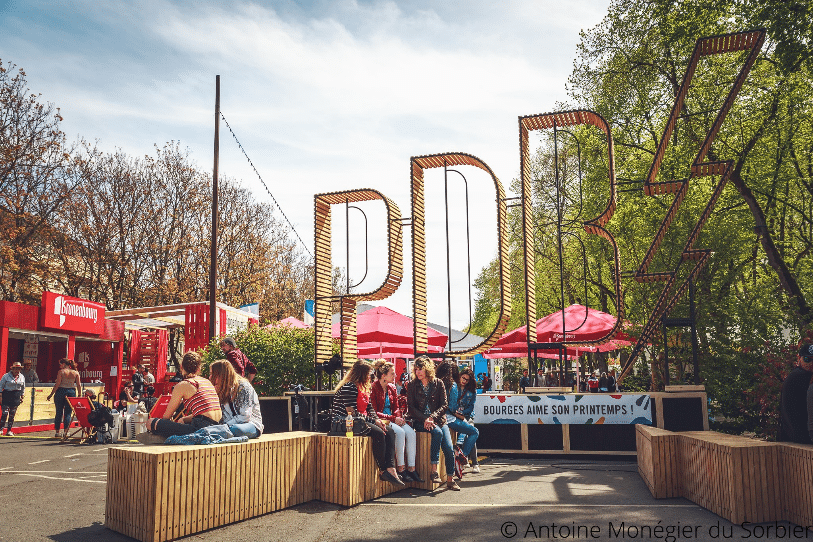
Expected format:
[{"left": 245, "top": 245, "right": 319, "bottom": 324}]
[
  {"left": 267, "top": 316, "right": 310, "bottom": 330},
  {"left": 484, "top": 304, "right": 631, "bottom": 359},
  {"left": 331, "top": 306, "right": 447, "bottom": 359}
]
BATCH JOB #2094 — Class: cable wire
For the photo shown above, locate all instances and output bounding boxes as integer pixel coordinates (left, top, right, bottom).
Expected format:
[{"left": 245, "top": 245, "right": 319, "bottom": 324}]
[{"left": 220, "top": 111, "right": 313, "bottom": 258}]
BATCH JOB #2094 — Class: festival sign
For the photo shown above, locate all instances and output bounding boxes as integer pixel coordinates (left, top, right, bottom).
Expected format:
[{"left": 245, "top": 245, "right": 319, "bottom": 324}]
[
  {"left": 41, "top": 291, "right": 105, "bottom": 335},
  {"left": 476, "top": 393, "right": 652, "bottom": 425}
]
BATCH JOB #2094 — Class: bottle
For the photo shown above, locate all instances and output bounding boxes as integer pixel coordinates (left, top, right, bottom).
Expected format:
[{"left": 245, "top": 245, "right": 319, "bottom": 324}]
[{"left": 345, "top": 413, "right": 353, "bottom": 438}]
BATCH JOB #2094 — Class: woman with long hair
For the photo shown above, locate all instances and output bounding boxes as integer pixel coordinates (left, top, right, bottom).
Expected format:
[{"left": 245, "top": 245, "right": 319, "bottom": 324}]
[
  {"left": 46, "top": 358, "right": 81, "bottom": 439},
  {"left": 370, "top": 360, "right": 422, "bottom": 482},
  {"left": 407, "top": 356, "right": 459, "bottom": 490},
  {"left": 209, "top": 360, "right": 263, "bottom": 438},
  {"left": 148, "top": 351, "right": 222, "bottom": 437},
  {"left": 454, "top": 367, "right": 481, "bottom": 472},
  {"left": 330, "top": 360, "right": 403, "bottom": 487},
  {"left": 436, "top": 362, "right": 479, "bottom": 479}
]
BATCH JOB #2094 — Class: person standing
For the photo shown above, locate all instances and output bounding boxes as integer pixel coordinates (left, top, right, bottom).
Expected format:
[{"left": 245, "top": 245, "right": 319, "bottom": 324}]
[
  {"left": 0, "top": 362, "right": 26, "bottom": 436},
  {"left": 607, "top": 370, "right": 617, "bottom": 393},
  {"left": 779, "top": 343, "right": 813, "bottom": 444},
  {"left": 220, "top": 337, "right": 258, "bottom": 382},
  {"left": 131, "top": 364, "right": 144, "bottom": 397},
  {"left": 519, "top": 369, "right": 531, "bottom": 393},
  {"left": 142, "top": 365, "right": 155, "bottom": 387},
  {"left": 46, "top": 359, "right": 82, "bottom": 439},
  {"left": 21, "top": 360, "right": 39, "bottom": 384},
  {"left": 534, "top": 368, "right": 545, "bottom": 388},
  {"left": 482, "top": 373, "right": 492, "bottom": 394}
]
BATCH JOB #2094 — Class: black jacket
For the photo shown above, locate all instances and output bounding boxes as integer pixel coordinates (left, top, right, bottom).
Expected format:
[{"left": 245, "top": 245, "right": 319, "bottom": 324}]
[
  {"left": 407, "top": 378, "right": 448, "bottom": 426},
  {"left": 779, "top": 366, "right": 813, "bottom": 444}
]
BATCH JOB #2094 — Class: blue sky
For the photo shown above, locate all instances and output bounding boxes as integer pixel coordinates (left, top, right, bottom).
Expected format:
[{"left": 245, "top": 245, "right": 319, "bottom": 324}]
[{"left": 1, "top": 0, "right": 611, "bottom": 328}]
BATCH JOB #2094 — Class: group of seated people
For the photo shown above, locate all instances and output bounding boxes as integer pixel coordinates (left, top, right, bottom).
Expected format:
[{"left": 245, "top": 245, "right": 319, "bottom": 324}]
[
  {"left": 330, "top": 355, "right": 479, "bottom": 491},
  {"left": 146, "top": 351, "right": 263, "bottom": 439}
]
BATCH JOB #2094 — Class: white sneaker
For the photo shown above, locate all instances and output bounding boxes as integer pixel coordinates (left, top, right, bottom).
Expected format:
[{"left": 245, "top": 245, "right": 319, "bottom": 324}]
[
  {"left": 6, "top": 431, "right": 14, "bottom": 437},
  {"left": 472, "top": 465, "right": 480, "bottom": 473}
]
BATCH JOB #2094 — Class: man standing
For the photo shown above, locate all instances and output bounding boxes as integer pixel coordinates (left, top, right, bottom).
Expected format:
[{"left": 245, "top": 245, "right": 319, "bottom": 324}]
[
  {"left": 131, "top": 364, "right": 144, "bottom": 398},
  {"left": 21, "top": 360, "right": 39, "bottom": 384},
  {"left": 142, "top": 365, "right": 155, "bottom": 387},
  {"left": 220, "top": 337, "right": 257, "bottom": 382},
  {"left": 0, "top": 362, "right": 26, "bottom": 436},
  {"left": 519, "top": 369, "right": 530, "bottom": 393},
  {"left": 534, "top": 368, "right": 545, "bottom": 388},
  {"left": 779, "top": 343, "right": 813, "bottom": 444}
]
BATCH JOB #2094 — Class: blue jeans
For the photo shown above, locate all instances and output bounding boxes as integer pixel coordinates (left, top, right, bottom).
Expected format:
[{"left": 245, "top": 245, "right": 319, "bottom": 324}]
[
  {"left": 417, "top": 423, "right": 454, "bottom": 476},
  {"left": 228, "top": 422, "right": 261, "bottom": 438},
  {"left": 54, "top": 388, "right": 76, "bottom": 431},
  {"left": 447, "top": 418, "right": 479, "bottom": 457}
]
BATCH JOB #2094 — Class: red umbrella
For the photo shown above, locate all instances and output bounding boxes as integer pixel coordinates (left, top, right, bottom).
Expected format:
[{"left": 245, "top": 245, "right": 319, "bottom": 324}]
[
  {"left": 266, "top": 316, "right": 310, "bottom": 330},
  {"left": 332, "top": 305, "right": 448, "bottom": 353},
  {"left": 485, "top": 304, "right": 630, "bottom": 357},
  {"left": 356, "top": 341, "right": 444, "bottom": 359}
]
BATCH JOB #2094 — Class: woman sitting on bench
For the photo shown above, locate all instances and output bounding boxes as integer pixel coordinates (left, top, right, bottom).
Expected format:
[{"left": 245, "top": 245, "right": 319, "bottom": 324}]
[
  {"left": 148, "top": 352, "right": 222, "bottom": 437},
  {"left": 209, "top": 360, "right": 263, "bottom": 438},
  {"left": 407, "top": 356, "right": 459, "bottom": 491},
  {"left": 370, "top": 359, "right": 422, "bottom": 483},
  {"left": 330, "top": 360, "right": 404, "bottom": 487}
]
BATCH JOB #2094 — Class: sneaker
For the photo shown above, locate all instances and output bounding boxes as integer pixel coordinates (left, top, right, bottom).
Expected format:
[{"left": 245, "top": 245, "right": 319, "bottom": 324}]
[
  {"left": 446, "top": 480, "right": 461, "bottom": 491},
  {"left": 472, "top": 464, "right": 481, "bottom": 473},
  {"left": 406, "top": 470, "right": 424, "bottom": 483},
  {"left": 430, "top": 471, "right": 440, "bottom": 482},
  {"left": 5, "top": 431, "right": 14, "bottom": 437}
]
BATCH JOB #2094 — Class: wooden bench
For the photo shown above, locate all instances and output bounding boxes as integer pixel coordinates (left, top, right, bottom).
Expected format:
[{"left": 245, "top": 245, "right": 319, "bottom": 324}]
[
  {"left": 106, "top": 431, "right": 450, "bottom": 542},
  {"left": 636, "top": 425, "right": 813, "bottom": 526}
]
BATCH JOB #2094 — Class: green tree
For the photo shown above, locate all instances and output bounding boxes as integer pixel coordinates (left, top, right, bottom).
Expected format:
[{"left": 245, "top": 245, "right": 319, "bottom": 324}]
[{"left": 200, "top": 325, "right": 328, "bottom": 396}]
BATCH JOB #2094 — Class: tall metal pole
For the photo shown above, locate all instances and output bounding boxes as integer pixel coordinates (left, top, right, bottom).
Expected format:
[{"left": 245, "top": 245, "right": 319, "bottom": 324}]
[
  {"left": 209, "top": 75, "right": 220, "bottom": 344},
  {"left": 690, "top": 279, "right": 700, "bottom": 385}
]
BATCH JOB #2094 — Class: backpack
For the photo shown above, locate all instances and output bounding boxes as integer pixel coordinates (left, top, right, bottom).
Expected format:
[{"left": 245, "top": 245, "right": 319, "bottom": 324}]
[{"left": 87, "top": 405, "right": 114, "bottom": 428}]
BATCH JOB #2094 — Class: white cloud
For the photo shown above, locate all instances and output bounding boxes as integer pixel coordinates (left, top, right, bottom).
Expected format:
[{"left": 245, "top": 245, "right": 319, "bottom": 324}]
[{"left": 0, "top": 0, "right": 612, "bottom": 328}]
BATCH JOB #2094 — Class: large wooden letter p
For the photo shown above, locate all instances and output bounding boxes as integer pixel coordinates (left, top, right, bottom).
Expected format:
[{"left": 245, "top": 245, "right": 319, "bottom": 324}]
[{"left": 313, "top": 189, "right": 403, "bottom": 367}]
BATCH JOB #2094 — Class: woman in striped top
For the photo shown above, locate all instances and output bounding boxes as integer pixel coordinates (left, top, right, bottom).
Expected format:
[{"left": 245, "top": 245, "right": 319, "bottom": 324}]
[
  {"left": 148, "top": 351, "right": 222, "bottom": 437},
  {"left": 330, "top": 360, "right": 404, "bottom": 487}
]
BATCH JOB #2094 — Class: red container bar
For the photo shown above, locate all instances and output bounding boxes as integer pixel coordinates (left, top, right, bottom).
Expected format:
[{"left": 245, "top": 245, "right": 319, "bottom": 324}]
[{"left": 0, "top": 292, "right": 125, "bottom": 398}]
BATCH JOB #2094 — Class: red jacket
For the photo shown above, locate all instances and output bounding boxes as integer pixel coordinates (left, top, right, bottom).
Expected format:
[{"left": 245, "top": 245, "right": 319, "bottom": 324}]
[
  {"left": 370, "top": 380, "right": 401, "bottom": 421},
  {"left": 226, "top": 348, "right": 257, "bottom": 377}
]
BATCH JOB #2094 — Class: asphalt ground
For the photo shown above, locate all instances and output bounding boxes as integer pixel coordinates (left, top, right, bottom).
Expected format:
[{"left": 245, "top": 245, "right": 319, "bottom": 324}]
[{"left": 0, "top": 433, "right": 807, "bottom": 542}]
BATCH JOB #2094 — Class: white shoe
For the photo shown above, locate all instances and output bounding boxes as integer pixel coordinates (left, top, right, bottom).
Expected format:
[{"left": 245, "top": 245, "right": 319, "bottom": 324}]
[
  {"left": 5, "top": 431, "right": 14, "bottom": 437},
  {"left": 472, "top": 465, "right": 480, "bottom": 473}
]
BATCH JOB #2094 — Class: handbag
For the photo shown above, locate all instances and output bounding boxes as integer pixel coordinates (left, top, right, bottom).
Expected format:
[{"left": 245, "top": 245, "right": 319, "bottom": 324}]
[{"left": 328, "top": 415, "right": 371, "bottom": 436}]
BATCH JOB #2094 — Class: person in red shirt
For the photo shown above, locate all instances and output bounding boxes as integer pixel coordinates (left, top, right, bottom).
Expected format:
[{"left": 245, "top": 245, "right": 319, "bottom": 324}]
[{"left": 219, "top": 337, "right": 257, "bottom": 382}]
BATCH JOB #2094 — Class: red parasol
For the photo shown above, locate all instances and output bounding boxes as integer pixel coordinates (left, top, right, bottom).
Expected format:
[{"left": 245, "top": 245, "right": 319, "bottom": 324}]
[
  {"left": 332, "top": 306, "right": 448, "bottom": 356},
  {"left": 484, "top": 304, "right": 631, "bottom": 358},
  {"left": 266, "top": 316, "right": 310, "bottom": 330}
]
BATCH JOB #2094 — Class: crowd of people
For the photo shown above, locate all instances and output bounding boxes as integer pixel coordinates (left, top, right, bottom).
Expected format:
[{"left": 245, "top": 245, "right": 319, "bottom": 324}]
[{"left": 330, "top": 356, "right": 480, "bottom": 491}]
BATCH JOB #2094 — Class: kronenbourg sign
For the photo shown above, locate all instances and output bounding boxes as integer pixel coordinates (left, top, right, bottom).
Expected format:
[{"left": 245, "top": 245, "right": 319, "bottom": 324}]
[
  {"left": 476, "top": 394, "right": 652, "bottom": 425},
  {"left": 41, "top": 291, "right": 105, "bottom": 335}
]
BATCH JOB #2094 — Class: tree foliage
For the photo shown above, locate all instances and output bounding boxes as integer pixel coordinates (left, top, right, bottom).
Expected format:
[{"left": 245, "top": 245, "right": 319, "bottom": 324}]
[
  {"left": 470, "top": 0, "right": 813, "bottom": 436},
  {"left": 0, "top": 61, "right": 313, "bottom": 330},
  {"left": 200, "top": 325, "right": 328, "bottom": 396}
]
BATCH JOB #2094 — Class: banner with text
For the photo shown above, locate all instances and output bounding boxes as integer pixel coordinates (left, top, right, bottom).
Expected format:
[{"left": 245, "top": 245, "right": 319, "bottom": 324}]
[{"left": 476, "top": 394, "right": 652, "bottom": 425}]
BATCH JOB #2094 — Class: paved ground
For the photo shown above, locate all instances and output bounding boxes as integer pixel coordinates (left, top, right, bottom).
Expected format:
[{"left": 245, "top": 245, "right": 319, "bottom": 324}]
[{"left": 0, "top": 433, "right": 806, "bottom": 542}]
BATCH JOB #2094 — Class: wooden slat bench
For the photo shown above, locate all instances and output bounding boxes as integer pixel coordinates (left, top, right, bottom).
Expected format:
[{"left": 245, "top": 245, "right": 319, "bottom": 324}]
[
  {"left": 106, "top": 431, "right": 450, "bottom": 542},
  {"left": 317, "top": 432, "right": 447, "bottom": 506},
  {"left": 636, "top": 425, "right": 813, "bottom": 526}
]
